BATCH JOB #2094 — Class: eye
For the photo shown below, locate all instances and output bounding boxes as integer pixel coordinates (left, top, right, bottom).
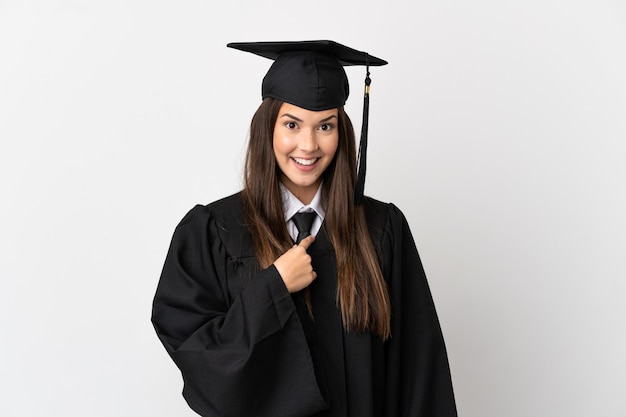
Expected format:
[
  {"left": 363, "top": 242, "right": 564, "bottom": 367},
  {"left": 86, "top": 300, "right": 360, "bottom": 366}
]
[
  {"left": 284, "top": 121, "right": 298, "bottom": 130},
  {"left": 319, "top": 123, "right": 335, "bottom": 132}
]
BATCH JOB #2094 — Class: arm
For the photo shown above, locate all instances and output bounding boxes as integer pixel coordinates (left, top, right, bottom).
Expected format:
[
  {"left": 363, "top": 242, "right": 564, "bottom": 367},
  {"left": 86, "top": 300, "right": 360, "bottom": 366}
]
[
  {"left": 151, "top": 205, "right": 326, "bottom": 417},
  {"left": 383, "top": 204, "right": 458, "bottom": 417}
]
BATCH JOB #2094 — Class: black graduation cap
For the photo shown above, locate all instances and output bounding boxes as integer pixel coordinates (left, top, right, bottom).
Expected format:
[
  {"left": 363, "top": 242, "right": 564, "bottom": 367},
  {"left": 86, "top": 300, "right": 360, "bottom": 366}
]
[{"left": 227, "top": 40, "right": 388, "bottom": 204}]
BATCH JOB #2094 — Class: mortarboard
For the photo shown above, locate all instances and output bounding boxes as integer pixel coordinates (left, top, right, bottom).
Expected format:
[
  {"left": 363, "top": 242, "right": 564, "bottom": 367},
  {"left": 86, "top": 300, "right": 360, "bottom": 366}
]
[{"left": 227, "top": 40, "right": 388, "bottom": 205}]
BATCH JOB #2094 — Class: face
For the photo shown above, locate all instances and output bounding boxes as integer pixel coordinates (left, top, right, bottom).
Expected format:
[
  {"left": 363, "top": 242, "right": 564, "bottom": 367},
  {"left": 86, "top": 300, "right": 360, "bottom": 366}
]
[{"left": 273, "top": 102, "right": 339, "bottom": 204}]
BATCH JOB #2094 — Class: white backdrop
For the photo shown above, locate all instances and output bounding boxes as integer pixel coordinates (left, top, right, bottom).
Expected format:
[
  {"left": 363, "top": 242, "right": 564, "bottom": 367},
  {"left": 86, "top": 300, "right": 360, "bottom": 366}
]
[{"left": 1, "top": 1, "right": 625, "bottom": 416}]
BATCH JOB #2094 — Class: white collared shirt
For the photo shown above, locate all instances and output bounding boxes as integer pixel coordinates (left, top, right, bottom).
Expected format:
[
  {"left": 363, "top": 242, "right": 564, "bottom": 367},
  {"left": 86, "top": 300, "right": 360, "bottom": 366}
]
[{"left": 280, "top": 183, "right": 326, "bottom": 242}]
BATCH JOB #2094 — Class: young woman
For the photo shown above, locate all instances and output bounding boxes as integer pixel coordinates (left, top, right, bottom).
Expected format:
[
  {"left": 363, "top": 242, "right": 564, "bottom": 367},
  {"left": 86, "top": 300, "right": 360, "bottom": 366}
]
[{"left": 152, "top": 41, "right": 457, "bottom": 417}]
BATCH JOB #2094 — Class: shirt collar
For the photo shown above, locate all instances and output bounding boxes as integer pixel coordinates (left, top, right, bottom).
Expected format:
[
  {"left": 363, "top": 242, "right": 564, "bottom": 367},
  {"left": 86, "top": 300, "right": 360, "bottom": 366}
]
[{"left": 280, "top": 182, "right": 326, "bottom": 222}]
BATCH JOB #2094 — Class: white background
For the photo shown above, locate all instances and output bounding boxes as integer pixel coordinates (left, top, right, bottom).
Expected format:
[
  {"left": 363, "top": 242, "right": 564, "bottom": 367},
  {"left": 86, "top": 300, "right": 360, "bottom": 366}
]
[{"left": 1, "top": 0, "right": 625, "bottom": 416}]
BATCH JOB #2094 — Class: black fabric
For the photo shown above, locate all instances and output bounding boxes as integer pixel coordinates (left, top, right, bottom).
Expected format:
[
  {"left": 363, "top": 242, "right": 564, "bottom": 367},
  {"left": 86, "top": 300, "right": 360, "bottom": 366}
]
[
  {"left": 152, "top": 192, "right": 457, "bottom": 417},
  {"left": 292, "top": 211, "right": 317, "bottom": 244},
  {"left": 226, "top": 41, "right": 387, "bottom": 67},
  {"left": 262, "top": 51, "right": 348, "bottom": 111},
  {"left": 227, "top": 40, "right": 386, "bottom": 111}
]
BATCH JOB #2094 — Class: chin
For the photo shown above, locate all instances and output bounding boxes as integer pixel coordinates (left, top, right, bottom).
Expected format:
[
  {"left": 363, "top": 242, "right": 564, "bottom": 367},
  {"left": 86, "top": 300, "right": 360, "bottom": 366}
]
[{"left": 286, "top": 176, "right": 320, "bottom": 188}]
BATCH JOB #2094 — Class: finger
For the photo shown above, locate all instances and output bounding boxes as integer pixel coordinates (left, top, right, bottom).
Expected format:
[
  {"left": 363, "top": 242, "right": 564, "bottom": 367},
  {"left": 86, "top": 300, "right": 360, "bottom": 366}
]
[{"left": 297, "top": 234, "right": 316, "bottom": 249}]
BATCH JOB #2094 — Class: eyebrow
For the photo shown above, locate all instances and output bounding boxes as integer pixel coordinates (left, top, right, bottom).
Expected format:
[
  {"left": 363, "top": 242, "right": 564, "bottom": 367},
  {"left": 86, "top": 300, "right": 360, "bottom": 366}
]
[{"left": 280, "top": 113, "right": 338, "bottom": 123}]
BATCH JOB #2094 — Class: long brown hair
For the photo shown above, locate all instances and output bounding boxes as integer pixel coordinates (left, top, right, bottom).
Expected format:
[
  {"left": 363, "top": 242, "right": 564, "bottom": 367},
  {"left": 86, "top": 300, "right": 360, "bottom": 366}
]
[{"left": 241, "top": 98, "right": 391, "bottom": 339}]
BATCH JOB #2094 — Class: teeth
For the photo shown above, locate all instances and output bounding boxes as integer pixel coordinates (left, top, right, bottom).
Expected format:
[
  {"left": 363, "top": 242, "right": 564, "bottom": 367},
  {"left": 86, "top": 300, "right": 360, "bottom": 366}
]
[{"left": 293, "top": 157, "right": 318, "bottom": 166}]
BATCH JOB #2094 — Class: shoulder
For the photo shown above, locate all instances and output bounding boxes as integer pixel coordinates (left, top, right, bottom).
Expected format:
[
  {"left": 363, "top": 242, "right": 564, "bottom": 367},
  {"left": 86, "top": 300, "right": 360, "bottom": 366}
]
[
  {"left": 178, "top": 192, "right": 244, "bottom": 229},
  {"left": 173, "top": 192, "right": 253, "bottom": 258},
  {"left": 361, "top": 196, "right": 407, "bottom": 229},
  {"left": 206, "top": 192, "right": 245, "bottom": 225},
  {"left": 361, "top": 196, "right": 415, "bottom": 252},
  {"left": 207, "top": 192, "right": 244, "bottom": 211}
]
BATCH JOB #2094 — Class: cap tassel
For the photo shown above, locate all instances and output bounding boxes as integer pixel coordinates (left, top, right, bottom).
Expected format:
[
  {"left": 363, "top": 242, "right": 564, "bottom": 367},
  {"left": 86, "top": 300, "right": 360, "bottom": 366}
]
[{"left": 354, "top": 56, "right": 371, "bottom": 206}]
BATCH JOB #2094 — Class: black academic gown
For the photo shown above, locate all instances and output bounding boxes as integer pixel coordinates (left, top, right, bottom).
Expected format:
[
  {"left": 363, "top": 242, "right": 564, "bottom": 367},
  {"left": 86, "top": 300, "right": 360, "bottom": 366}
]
[{"left": 152, "top": 193, "right": 457, "bottom": 417}]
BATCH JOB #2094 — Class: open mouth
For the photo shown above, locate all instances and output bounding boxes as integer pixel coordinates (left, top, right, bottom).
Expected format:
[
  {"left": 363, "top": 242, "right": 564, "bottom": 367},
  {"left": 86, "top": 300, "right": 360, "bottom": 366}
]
[{"left": 292, "top": 157, "right": 319, "bottom": 166}]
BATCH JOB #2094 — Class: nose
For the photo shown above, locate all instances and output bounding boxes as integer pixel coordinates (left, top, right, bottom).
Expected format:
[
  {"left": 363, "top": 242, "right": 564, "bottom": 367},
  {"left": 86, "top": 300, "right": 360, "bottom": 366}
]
[{"left": 298, "top": 129, "right": 318, "bottom": 152}]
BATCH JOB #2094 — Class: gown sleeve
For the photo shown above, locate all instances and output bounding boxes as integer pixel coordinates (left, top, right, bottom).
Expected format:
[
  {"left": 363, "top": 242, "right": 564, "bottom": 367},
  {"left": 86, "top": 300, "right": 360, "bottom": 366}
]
[
  {"left": 151, "top": 205, "right": 327, "bottom": 417},
  {"left": 383, "top": 203, "right": 458, "bottom": 417}
]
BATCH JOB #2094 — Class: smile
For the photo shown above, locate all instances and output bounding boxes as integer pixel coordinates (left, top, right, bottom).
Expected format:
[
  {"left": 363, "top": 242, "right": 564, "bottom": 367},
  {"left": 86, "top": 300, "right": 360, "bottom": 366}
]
[{"left": 292, "top": 157, "right": 319, "bottom": 166}]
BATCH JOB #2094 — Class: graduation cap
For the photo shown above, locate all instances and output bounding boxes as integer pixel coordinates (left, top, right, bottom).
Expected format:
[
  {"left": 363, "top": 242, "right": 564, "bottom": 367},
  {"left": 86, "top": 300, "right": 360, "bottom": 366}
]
[{"left": 227, "top": 40, "right": 387, "bottom": 205}]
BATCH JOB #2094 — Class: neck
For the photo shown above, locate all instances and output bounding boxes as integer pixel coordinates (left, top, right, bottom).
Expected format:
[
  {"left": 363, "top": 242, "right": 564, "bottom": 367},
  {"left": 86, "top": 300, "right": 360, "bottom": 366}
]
[{"left": 280, "top": 179, "right": 321, "bottom": 205}]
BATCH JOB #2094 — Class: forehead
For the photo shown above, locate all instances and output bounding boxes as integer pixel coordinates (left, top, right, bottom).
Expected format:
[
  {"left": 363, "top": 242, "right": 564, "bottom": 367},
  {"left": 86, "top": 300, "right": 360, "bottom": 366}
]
[{"left": 277, "top": 102, "right": 338, "bottom": 119}]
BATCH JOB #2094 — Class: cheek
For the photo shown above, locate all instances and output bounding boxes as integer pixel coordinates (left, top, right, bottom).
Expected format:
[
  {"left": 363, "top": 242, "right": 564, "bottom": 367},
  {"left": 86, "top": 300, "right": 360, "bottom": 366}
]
[
  {"left": 272, "top": 135, "right": 283, "bottom": 159},
  {"left": 272, "top": 133, "right": 291, "bottom": 157},
  {"left": 324, "top": 135, "right": 339, "bottom": 157}
]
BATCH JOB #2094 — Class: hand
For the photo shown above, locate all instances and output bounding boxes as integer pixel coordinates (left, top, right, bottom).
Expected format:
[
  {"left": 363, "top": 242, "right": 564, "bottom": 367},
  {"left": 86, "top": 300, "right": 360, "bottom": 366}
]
[{"left": 273, "top": 235, "right": 317, "bottom": 293}]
